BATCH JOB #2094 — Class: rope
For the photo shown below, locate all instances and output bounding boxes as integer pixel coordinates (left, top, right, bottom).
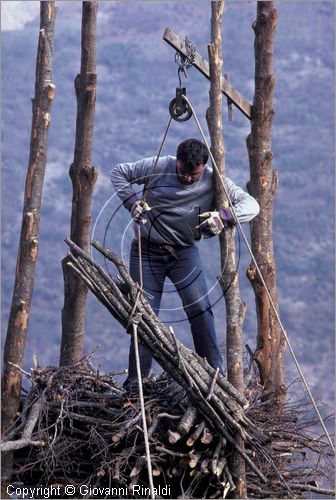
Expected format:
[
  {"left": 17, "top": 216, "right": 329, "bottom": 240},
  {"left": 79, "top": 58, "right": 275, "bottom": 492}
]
[
  {"left": 129, "top": 227, "right": 155, "bottom": 499},
  {"left": 183, "top": 94, "right": 335, "bottom": 454},
  {"left": 142, "top": 116, "right": 173, "bottom": 203},
  {"left": 132, "top": 320, "right": 155, "bottom": 499}
]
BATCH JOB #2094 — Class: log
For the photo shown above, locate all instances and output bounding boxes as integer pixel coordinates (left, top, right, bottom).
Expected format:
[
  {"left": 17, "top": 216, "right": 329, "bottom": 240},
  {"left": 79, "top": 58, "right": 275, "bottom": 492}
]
[
  {"left": 211, "top": 439, "right": 223, "bottom": 475},
  {"left": 168, "top": 430, "right": 182, "bottom": 444},
  {"left": 201, "top": 426, "right": 214, "bottom": 445},
  {"left": 188, "top": 451, "right": 201, "bottom": 469},
  {"left": 177, "top": 405, "right": 198, "bottom": 435},
  {"left": 130, "top": 456, "right": 146, "bottom": 478},
  {"left": 187, "top": 421, "right": 206, "bottom": 447}
]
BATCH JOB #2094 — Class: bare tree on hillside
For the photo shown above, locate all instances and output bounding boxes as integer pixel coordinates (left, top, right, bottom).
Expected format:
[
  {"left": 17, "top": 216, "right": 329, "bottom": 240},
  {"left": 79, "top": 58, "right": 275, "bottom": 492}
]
[
  {"left": 246, "top": 1, "right": 286, "bottom": 402},
  {"left": 1, "top": 2, "right": 57, "bottom": 491},
  {"left": 207, "top": 1, "right": 246, "bottom": 496},
  {"left": 60, "top": 1, "right": 98, "bottom": 365}
]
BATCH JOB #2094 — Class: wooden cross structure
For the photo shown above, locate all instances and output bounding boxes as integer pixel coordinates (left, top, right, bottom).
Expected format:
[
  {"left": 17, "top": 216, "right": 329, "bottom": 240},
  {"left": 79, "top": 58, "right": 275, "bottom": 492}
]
[{"left": 163, "top": 27, "right": 252, "bottom": 120}]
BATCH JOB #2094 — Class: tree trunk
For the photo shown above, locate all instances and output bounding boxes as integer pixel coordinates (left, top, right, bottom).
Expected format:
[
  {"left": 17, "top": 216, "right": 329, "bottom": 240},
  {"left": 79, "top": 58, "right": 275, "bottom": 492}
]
[
  {"left": 1, "top": 2, "right": 57, "bottom": 492},
  {"left": 246, "top": 1, "right": 286, "bottom": 402},
  {"left": 60, "top": 1, "right": 98, "bottom": 366},
  {"left": 207, "top": 2, "right": 246, "bottom": 497}
]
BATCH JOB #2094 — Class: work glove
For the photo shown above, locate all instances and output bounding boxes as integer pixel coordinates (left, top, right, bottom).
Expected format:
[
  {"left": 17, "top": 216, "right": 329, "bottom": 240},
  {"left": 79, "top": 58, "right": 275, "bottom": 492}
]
[
  {"left": 196, "top": 208, "right": 235, "bottom": 239},
  {"left": 130, "top": 199, "right": 151, "bottom": 225}
]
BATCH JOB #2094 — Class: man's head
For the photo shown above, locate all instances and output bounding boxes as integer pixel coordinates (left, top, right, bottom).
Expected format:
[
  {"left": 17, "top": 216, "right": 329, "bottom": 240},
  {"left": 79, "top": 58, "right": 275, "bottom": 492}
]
[{"left": 176, "top": 139, "right": 208, "bottom": 185}]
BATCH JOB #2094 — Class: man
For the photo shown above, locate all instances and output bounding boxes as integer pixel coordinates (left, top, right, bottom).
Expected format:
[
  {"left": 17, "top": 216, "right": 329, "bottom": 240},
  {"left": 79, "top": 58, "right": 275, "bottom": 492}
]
[{"left": 110, "top": 138, "right": 259, "bottom": 388}]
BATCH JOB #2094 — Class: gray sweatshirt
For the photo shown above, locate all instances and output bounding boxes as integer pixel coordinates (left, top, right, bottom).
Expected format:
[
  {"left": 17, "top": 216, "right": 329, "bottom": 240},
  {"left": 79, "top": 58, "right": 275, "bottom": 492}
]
[{"left": 110, "top": 155, "right": 259, "bottom": 247}]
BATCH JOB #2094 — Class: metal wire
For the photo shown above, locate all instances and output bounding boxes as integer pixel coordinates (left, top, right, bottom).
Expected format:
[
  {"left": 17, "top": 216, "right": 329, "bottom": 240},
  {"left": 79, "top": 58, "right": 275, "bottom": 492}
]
[{"left": 183, "top": 94, "right": 335, "bottom": 454}]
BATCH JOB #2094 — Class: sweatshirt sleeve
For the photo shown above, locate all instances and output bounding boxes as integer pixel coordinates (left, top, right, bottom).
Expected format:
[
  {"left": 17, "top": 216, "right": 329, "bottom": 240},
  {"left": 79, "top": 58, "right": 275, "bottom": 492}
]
[
  {"left": 226, "top": 177, "right": 260, "bottom": 223},
  {"left": 110, "top": 156, "right": 156, "bottom": 210}
]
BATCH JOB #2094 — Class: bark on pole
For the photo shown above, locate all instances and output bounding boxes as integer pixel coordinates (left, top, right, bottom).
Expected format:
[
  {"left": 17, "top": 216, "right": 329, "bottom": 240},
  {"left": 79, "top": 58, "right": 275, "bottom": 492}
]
[
  {"left": 1, "top": 1, "right": 57, "bottom": 489},
  {"left": 207, "top": 1, "right": 246, "bottom": 496},
  {"left": 246, "top": 2, "right": 286, "bottom": 401},
  {"left": 60, "top": 1, "right": 98, "bottom": 365}
]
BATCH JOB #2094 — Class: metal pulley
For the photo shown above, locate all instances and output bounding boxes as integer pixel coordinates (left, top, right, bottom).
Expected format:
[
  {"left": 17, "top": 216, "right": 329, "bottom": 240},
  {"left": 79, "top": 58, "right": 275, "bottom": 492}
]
[
  {"left": 168, "top": 38, "right": 196, "bottom": 123},
  {"left": 169, "top": 87, "right": 192, "bottom": 122}
]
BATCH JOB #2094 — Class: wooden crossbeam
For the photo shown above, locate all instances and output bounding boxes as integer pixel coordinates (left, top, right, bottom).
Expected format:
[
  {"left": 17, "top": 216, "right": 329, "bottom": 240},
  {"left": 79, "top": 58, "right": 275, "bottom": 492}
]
[{"left": 163, "top": 27, "right": 252, "bottom": 120}]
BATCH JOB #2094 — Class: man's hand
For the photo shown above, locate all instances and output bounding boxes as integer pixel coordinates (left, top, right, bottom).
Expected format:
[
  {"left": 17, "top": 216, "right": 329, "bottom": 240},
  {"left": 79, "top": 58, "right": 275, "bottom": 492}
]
[
  {"left": 131, "top": 199, "right": 151, "bottom": 225},
  {"left": 196, "top": 208, "right": 235, "bottom": 238}
]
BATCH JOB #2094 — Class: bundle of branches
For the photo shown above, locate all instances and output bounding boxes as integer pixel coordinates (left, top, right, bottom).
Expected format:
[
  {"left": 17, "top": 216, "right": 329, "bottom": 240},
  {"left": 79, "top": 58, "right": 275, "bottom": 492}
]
[
  {"left": 3, "top": 361, "right": 334, "bottom": 499},
  {"left": 64, "top": 239, "right": 268, "bottom": 479}
]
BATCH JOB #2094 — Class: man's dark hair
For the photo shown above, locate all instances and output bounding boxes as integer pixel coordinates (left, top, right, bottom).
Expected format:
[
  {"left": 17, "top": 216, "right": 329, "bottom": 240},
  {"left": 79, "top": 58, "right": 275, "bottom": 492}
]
[{"left": 176, "top": 139, "right": 208, "bottom": 172}]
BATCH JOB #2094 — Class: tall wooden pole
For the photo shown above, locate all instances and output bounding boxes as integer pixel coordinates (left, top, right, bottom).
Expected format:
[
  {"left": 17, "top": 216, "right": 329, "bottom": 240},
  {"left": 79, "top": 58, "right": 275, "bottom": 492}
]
[
  {"left": 207, "top": 1, "right": 246, "bottom": 496},
  {"left": 246, "top": 1, "right": 286, "bottom": 401},
  {"left": 1, "top": 1, "right": 57, "bottom": 489},
  {"left": 60, "top": 1, "right": 98, "bottom": 365}
]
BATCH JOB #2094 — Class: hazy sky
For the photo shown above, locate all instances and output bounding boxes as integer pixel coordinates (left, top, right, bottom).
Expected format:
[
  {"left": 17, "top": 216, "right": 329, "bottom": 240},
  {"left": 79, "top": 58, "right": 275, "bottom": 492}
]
[{"left": 1, "top": 1, "right": 40, "bottom": 31}]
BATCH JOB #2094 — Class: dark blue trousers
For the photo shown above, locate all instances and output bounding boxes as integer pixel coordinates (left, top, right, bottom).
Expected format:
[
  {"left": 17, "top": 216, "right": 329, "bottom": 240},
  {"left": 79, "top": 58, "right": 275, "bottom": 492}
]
[{"left": 125, "top": 239, "right": 223, "bottom": 384}]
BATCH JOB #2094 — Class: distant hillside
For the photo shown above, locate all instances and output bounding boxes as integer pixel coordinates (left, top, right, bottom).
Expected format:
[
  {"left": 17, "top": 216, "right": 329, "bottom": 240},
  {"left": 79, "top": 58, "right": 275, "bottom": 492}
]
[{"left": 1, "top": 2, "right": 334, "bottom": 405}]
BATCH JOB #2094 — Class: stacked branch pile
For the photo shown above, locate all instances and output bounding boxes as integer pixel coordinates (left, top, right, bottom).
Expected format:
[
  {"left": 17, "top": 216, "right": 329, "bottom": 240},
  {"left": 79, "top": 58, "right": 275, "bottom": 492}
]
[{"left": 4, "top": 362, "right": 334, "bottom": 499}]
